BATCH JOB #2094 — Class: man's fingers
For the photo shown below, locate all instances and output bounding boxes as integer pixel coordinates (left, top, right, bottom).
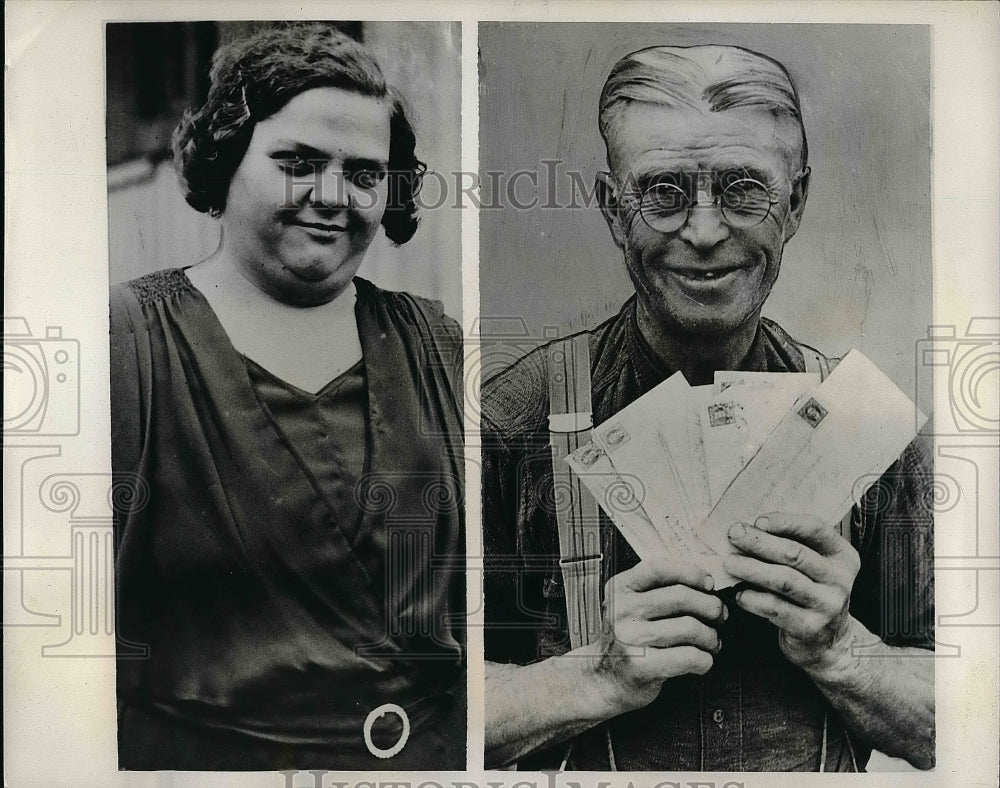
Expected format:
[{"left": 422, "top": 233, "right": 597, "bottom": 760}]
[
  {"left": 721, "top": 553, "right": 821, "bottom": 606},
  {"left": 617, "top": 558, "right": 714, "bottom": 594},
  {"left": 615, "top": 584, "right": 727, "bottom": 625},
  {"left": 618, "top": 615, "right": 722, "bottom": 653},
  {"left": 748, "top": 512, "right": 847, "bottom": 556},
  {"left": 645, "top": 645, "right": 715, "bottom": 677},
  {"left": 732, "top": 588, "right": 823, "bottom": 637},
  {"left": 726, "top": 523, "right": 832, "bottom": 582}
]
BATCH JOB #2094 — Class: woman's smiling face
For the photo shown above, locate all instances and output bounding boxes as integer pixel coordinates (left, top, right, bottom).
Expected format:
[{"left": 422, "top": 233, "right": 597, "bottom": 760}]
[{"left": 220, "top": 86, "right": 391, "bottom": 305}]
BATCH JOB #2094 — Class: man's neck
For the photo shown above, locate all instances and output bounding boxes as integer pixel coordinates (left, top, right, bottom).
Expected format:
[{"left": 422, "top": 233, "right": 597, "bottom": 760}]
[{"left": 635, "top": 304, "right": 761, "bottom": 386}]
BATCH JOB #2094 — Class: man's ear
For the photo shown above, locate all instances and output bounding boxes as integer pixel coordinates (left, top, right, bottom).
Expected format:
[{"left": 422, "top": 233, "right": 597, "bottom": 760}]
[
  {"left": 596, "top": 171, "right": 626, "bottom": 249},
  {"left": 783, "top": 165, "right": 811, "bottom": 241}
]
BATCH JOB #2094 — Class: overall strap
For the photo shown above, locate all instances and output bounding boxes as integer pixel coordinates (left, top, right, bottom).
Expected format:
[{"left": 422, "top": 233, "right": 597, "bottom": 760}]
[
  {"left": 547, "top": 335, "right": 618, "bottom": 770},
  {"left": 547, "top": 335, "right": 603, "bottom": 650}
]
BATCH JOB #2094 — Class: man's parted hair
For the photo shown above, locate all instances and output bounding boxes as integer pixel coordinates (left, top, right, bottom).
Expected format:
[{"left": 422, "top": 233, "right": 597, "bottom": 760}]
[
  {"left": 599, "top": 44, "right": 808, "bottom": 171},
  {"left": 172, "top": 23, "right": 425, "bottom": 245}
]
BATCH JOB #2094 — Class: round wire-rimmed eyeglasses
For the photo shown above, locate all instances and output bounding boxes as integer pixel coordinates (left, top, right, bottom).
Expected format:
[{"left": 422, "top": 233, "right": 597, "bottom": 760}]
[{"left": 634, "top": 172, "right": 778, "bottom": 234}]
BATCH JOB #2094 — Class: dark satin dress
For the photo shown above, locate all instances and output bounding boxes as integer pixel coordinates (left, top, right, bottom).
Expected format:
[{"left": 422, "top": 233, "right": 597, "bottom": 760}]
[{"left": 110, "top": 269, "right": 465, "bottom": 769}]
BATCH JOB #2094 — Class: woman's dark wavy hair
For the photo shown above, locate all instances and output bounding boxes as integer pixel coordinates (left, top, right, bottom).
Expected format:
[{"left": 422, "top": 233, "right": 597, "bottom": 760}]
[{"left": 171, "top": 23, "right": 425, "bottom": 245}]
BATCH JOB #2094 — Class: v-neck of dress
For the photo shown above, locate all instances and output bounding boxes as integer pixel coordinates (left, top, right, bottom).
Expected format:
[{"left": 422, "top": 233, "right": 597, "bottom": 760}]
[
  {"left": 242, "top": 351, "right": 369, "bottom": 547},
  {"left": 178, "top": 267, "right": 378, "bottom": 437},
  {"left": 118, "top": 266, "right": 462, "bottom": 627},
  {"left": 242, "top": 354, "right": 365, "bottom": 401},
  {"left": 171, "top": 268, "right": 394, "bottom": 577}
]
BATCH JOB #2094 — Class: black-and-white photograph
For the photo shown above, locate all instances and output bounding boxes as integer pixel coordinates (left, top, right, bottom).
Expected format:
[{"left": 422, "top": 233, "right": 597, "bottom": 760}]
[
  {"left": 480, "top": 23, "right": 935, "bottom": 772},
  {"left": 4, "top": 4, "right": 999, "bottom": 787},
  {"left": 106, "top": 20, "right": 465, "bottom": 770}
]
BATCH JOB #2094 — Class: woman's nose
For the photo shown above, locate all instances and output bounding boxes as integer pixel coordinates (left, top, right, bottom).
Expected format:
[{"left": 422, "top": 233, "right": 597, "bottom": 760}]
[{"left": 308, "top": 167, "right": 352, "bottom": 210}]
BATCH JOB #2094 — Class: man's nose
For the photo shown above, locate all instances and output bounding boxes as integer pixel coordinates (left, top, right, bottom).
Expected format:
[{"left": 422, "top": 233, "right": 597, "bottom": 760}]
[{"left": 677, "top": 203, "right": 730, "bottom": 249}]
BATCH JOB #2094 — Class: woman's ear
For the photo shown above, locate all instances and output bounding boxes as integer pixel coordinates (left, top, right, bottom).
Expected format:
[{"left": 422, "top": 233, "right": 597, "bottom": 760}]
[{"left": 596, "top": 171, "right": 626, "bottom": 249}]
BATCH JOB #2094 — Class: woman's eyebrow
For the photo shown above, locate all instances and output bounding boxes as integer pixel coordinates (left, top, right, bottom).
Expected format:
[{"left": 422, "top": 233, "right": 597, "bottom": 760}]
[
  {"left": 344, "top": 156, "right": 389, "bottom": 170},
  {"left": 268, "top": 140, "right": 328, "bottom": 158},
  {"left": 268, "top": 142, "right": 388, "bottom": 168}
]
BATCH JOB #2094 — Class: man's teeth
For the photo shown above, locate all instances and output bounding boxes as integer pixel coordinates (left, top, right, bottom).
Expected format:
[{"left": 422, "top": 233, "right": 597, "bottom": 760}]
[{"left": 679, "top": 267, "right": 740, "bottom": 280}]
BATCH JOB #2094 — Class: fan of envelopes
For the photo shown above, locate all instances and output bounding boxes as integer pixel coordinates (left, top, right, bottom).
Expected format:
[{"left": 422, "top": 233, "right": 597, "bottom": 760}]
[{"left": 565, "top": 351, "right": 927, "bottom": 589}]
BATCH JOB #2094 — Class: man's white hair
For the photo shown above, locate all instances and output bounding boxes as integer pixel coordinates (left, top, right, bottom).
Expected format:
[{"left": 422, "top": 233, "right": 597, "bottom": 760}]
[{"left": 599, "top": 44, "right": 808, "bottom": 170}]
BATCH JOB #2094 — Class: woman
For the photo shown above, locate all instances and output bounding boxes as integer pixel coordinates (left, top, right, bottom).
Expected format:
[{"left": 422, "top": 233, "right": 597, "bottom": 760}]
[{"left": 110, "top": 24, "right": 465, "bottom": 770}]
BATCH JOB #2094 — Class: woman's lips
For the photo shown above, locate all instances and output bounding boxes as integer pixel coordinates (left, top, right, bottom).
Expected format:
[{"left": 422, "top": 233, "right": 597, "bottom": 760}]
[
  {"left": 294, "top": 220, "right": 347, "bottom": 232},
  {"left": 292, "top": 219, "right": 349, "bottom": 242}
]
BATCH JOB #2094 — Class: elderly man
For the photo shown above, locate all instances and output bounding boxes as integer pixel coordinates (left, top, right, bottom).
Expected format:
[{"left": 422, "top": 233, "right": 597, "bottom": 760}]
[{"left": 482, "top": 45, "right": 934, "bottom": 772}]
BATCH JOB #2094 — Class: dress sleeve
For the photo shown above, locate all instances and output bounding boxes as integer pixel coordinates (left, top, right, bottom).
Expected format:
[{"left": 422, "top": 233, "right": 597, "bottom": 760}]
[
  {"left": 437, "top": 307, "right": 464, "bottom": 414},
  {"left": 109, "top": 284, "right": 144, "bottom": 477},
  {"left": 849, "top": 431, "right": 935, "bottom": 650},
  {"left": 394, "top": 289, "right": 464, "bottom": 427}
]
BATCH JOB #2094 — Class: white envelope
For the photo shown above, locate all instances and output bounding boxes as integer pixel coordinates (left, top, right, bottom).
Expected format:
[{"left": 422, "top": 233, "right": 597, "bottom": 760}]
[
  {"left": 592, "top": 373, "right": 710, "bottom": 544},
  {"left": 564, "top": 442, "right": 663, "bottom": 560},
  {"left": 563, "top": 351, "right": 923, "bottom": 591},
  {"left": 700, "top": 373, "right": 820, "bottom": 505},
  {"left": 698, "top": 351, "right": 927, "bottom": 578}
]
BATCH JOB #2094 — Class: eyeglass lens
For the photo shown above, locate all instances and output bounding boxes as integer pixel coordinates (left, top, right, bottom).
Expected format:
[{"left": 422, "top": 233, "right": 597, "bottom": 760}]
[{"left": 639, "top": 176, "right": 774, "bottom": 232}]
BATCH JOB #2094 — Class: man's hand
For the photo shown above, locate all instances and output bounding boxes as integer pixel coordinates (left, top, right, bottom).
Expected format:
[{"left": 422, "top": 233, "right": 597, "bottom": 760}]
[
  {"left": 590, "top": 558, "right": 727, "bottom": 715},
  {"left": 485, "top": 559, "right": 727, "bottom": 766},
  {"left": 722, "top": 512, "right": 861, "bottom": 668}
]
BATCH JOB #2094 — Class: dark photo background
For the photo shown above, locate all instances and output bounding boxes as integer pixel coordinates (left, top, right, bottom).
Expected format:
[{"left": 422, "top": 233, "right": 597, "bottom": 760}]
[{"left": 106, "top": 21, "right": 462, "bottom": 317}]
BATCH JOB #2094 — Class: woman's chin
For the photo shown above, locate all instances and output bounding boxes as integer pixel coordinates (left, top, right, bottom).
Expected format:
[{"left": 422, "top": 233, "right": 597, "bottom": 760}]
[
  {"left": 256, "top": 258, "right": 363, "bottom": 304},
  {"left": 251, "top": 272, "right": 348, "bottom": 306}
]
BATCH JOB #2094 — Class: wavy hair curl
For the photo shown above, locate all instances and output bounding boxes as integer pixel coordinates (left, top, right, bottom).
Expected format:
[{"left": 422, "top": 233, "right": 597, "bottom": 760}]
[{"left": 171, "top": 23, "right": 425, "bottom": 244}]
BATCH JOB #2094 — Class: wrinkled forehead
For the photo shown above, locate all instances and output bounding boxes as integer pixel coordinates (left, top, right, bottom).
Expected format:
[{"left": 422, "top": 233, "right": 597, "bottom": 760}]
[{"left": 605, "top": 102, "right": 805, "bottom": 180}]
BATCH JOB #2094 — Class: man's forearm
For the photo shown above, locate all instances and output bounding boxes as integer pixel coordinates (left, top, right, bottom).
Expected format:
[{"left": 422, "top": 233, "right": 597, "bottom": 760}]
[
  {"left": 485, "top": 648, "right": 616, "bottom": 768},
  {"left": 797, "top": 616, "right": 935, "bottom": 770}
]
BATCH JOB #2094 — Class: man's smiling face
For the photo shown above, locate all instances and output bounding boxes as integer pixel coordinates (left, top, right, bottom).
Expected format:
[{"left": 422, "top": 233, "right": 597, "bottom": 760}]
[{"left": 602, "top": 103, "right": 809, "bottom": 339}]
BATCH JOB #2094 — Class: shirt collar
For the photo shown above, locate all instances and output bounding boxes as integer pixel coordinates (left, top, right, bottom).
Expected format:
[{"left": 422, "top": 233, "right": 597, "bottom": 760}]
[{"left": 623, "top": 300, "right": 773, "bottom": 390}]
